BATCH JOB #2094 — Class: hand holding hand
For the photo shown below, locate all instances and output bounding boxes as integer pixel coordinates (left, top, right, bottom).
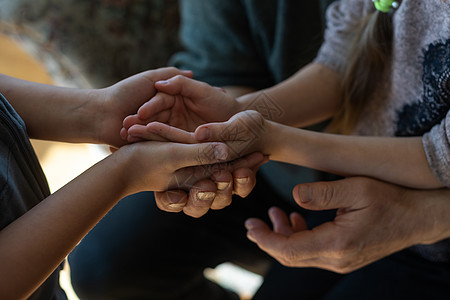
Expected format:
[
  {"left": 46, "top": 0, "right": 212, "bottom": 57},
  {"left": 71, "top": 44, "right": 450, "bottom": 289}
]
[
  {"left": 125, "top": 110, "right": 271, "bottom": 160},
  {"left": 122, "top": 75, "right": 241, "bottom": 135},
  {"left": 118, "top": 139, "right": 267, "bottom": 217},
  {"left": 244, "top": 177, "right": 448, "bottom": 273},
  {"left": 155, "top": 156, "right": 267, "bottom": 218},
  {"left": 94, "top": 67, "right": 193, "bottom": 148}
]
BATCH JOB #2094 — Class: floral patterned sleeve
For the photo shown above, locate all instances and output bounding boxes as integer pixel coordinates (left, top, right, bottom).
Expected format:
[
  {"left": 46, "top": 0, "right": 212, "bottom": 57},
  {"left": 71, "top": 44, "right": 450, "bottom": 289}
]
[{"left": 423, "top": 110, "right": 450, "bottom": 187}]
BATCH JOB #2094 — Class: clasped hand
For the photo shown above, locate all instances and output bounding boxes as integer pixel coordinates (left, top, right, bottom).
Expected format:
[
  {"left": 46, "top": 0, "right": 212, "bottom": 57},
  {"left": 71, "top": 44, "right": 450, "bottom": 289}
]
[
  {"left": 98, "top": 69, "right": 264, "bottom": 218},
  {"left": 119, "top": 72, "right": 440, "bottom": 273}
]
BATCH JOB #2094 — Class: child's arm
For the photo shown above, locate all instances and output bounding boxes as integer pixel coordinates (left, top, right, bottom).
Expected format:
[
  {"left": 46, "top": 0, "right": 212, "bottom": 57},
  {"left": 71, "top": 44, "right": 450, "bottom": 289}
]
[
  {"left": 0, "top": 139, "right": 263, "bottom": 298},
  {"left": 235, "top": 63, "right": 342, "bottom": 127},
  {"left": 129, "top": 111, "right": 442, "bottom": 189},
  {"left": 0, "top": 68, "right": 193, "bottom": 147},
  {"left": 266, "top": 122, "right": 441, "bottom": 189},
  {"left": 194, "top": 112, "right": 443, "bottom": 189}
]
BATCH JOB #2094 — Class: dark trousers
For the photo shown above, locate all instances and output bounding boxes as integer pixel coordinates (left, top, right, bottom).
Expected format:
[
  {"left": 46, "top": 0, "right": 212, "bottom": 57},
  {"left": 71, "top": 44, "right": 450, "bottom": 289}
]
[{"left": 69, "top": 173, "right": 450, "bottom": 300}]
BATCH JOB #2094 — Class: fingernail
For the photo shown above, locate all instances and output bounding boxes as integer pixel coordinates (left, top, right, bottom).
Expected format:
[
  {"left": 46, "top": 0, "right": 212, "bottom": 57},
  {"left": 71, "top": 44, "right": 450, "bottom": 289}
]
[
  {"left": 196, "top": 127, "right": 210, "bottom": 141},
  {"left": 216, "top": 182, "right": 230, "bottom": 191},
  {"left": 296, "top": 185, "right": 311, "bottom": 203},
  {"left": 168, "top": 203, "right": 186, "bottom": 209},
  {"left": 236, "top": 177, "right": 249, "bottom": 184},
  {"left": 197, "top": 192, "right": 216, "bottom": 201},
  {"left": 244, "top": 219, "right": 254, "bottom": 230},
  {"left": 156, "top": 80, "right": 169, "bottom": 85},
  {"left": 214, "top": 145, "right": 228, "bottom": 160}
]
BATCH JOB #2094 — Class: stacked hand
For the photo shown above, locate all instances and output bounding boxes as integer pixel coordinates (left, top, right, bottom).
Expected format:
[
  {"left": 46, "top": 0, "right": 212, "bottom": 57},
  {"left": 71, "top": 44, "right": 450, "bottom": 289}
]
[
  {"left": 106, "top": 69, "right": 265, "bottom": 217},
  {"left": 119, "top": 70, "right": 450, "bottom": 272}
]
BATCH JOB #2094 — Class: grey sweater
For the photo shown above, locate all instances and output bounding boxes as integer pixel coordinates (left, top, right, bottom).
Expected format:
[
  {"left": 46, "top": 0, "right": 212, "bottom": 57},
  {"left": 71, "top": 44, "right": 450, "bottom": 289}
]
[
  {"left": 316, "top": 0, "right": 450, "bottom": 262},
  {"left": 315, "top": 0, "right": 450, "bottom": 187}
]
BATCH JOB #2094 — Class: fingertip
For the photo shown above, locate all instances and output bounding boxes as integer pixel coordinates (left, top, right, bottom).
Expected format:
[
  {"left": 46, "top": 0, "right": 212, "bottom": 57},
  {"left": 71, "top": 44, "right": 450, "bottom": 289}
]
[
  {"left": 120, "top": 127, "right": 128, "bottom": 141},
  {"left": 123, "top": 114, "right": 139, "bottom": 130},
  {"left": 195, "top": 126, "right": 211, "bottom": 142},
  {"left": 155, "top": 190, "right": 188, "bottom": 213},
  {"left": 137, "top": 104, "right": 150, "bottom": 120},
  {"left": 181, "top": 70, "right": 194, "bottom": 78},
  {"left": 155, "top": 80, "right": 169, "bottom": 87},
  {"left": 293, "top": 183, "right": 315, "bottom": 206},
  {"left": 244, "top": 218, "right": 259, "bottom": 230}
]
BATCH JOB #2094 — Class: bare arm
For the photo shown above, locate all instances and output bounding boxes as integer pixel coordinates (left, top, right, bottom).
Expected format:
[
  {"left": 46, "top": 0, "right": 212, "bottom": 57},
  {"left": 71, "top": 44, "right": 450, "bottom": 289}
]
[
  {"left": 128, "top": 63, "right": 341, "bottom": 136},
  {"left": 0, "top": 138, "right": 262, "bottom": 298},
  {"left": 0, "top": 68, "right": 193, "bottom": 146},
  {"left": 236, "top": 63, "right": 341, "bottom": 127},
  {"left": 265, "top": 121, "right": 442, "bottom": 189},
  {"left": 182, "top": 112, "right": 442, "bottom": 189}
]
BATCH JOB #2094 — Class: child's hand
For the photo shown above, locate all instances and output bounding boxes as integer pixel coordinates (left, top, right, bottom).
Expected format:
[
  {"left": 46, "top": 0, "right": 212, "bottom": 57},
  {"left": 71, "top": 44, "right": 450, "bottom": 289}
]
[
  {"left": 121, "top": 75, "right": 241, "bottom": 138},
  {"left": 94, "top": 67, "right": 193, "bottom": 148},
  {"left": 125, "top": 110, "right": 272, "bottom": 160}
]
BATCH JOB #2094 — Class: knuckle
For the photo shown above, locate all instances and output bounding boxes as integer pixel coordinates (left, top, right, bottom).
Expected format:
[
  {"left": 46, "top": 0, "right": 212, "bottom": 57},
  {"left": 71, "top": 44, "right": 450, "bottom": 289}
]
[{"left": 172, "top": 74, "right": 185, "bottom": 82}]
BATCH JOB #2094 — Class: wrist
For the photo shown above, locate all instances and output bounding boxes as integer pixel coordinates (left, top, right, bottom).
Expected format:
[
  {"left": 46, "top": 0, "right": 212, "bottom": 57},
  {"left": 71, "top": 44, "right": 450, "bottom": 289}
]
[
  {"left": 85, "top": 88, "right": 108, "bottom": 144},
  {"left": 236, "top": 90, "right": 282, "bottom": 122},
  {"left": 410, "top": 189, "right": 450, "bottom": 244},
  {"left": 108, "top": 145, "right": 140, "bottom": 197},
  {"left": 261, "top": 120, "right": 282, "bottom": 156}
]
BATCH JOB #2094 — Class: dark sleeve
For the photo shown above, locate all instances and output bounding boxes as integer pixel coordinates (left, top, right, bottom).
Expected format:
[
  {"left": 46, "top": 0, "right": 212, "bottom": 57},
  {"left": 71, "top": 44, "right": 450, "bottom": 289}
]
[{"left": 170, "top": 0, "right": 329, "bottom": 89}]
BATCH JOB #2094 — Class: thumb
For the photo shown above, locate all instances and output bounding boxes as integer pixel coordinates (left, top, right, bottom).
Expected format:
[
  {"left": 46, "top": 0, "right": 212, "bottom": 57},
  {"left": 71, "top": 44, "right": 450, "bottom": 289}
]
[
  {"left": 155, "top": 74, "right": 210, "bottom": 98},
  {"left": 293, "top": 178, "right": 360, "bottom": 211}
]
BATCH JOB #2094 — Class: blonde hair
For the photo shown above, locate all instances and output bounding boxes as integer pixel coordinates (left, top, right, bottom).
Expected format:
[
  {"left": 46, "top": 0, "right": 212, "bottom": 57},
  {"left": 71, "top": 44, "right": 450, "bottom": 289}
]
[{"left": 327, "top": 9, "right": 395, "bottom": 134}]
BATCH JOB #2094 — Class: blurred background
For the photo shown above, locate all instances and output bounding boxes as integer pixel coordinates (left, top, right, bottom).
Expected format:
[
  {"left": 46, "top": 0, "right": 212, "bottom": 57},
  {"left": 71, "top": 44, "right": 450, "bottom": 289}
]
[{"left": 0, "top": 1, "right": 262, "bottom": 299}]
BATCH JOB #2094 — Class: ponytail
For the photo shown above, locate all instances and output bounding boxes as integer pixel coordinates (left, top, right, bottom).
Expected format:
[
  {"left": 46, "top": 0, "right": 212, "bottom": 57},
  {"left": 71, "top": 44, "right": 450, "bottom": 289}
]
[{"left": 327, "top": 2, "right": 397, "bottom": 134}]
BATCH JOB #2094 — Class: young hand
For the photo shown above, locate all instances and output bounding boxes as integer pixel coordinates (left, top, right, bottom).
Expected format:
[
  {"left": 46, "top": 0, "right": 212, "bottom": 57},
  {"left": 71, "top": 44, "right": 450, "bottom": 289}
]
[
  {"left": 122, "top": 75, "right": 241, "bottom": 136},
  {"left": 125, "top": 110, "right": 272, "bottom": 160},
  {"left": 93, "top": 67, "right": 193, "bottom": 148}
]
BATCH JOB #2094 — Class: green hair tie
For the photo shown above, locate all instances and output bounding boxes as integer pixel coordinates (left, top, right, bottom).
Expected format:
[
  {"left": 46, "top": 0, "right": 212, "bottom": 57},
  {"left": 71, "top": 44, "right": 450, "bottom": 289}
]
[{"left": 372, "top": 0, "right": 400, "bottom": 13}]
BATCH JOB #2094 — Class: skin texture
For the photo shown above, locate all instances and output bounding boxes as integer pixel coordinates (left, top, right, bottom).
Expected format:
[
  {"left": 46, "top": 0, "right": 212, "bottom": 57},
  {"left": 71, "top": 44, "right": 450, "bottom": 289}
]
[
  {"left": 0, "top": 68, "right": 262, "bottom": 298},
  {"left": 120, "top": 66, "right": 450, "bottom": 274},
  {"left": 245, "top": 177, "right": 450, "bottom": 273},
  {"left": 123, "top": 75, "right": 442, "bottom": 189}
]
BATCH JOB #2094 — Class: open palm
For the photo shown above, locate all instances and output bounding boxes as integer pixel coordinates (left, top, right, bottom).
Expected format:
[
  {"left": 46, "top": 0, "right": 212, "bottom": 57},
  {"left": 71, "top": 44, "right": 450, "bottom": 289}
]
[{"left": 123, "top": 75, "right": 239, "bottom": 135}]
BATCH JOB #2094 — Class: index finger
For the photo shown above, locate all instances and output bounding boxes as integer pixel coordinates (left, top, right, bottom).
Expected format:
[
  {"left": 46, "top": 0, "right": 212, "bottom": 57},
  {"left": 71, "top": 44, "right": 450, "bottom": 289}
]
[
  {"left": 137, "top": 92, "right": 176, "bottom": 121},
  {"left": 246, "top": 220, "right": 338, "bottom": 263}
]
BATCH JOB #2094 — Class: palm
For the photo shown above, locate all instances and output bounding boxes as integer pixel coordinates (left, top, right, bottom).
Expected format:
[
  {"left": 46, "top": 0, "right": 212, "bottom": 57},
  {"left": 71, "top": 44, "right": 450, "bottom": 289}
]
[{"left": 164, "top": 94, "right": 232, "bottom": 132}]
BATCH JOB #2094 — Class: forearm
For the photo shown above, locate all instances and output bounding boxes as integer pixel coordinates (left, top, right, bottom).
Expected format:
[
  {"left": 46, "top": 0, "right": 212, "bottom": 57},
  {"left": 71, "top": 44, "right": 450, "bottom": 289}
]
[
  {"left": 266, "top": 122, "right": 443, "bottom": 189},
  {"left": 0, "top": 152, "right": 129, "bottom": 299},
  {"left": 0, "top": 73, "right": 99, "bottom": 142},
  {"left": 236, "top": 63, "right": 342, "bottom": 127}
]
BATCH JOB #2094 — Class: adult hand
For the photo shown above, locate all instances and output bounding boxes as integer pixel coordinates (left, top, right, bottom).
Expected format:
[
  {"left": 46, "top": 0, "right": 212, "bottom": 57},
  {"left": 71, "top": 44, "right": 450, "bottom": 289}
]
[
  {"left": 119, "top": 137, "right": 268, "bottom": 217},
  {"left": 156, "top": 158, "right": 266, "bottom": 218},
  {"left": 122, "top": 75, "right": 241, "bottom": 135},
  {"left": 244, "top": 177, "right": 450, "bottom": 273},
  {"left": 93, "top": 67, "right": 193, "bottom": 148}
]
